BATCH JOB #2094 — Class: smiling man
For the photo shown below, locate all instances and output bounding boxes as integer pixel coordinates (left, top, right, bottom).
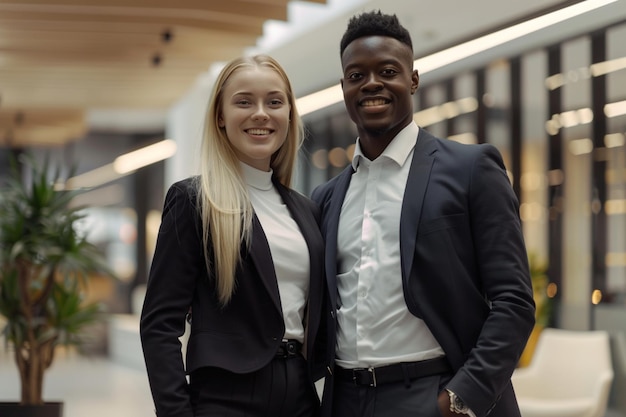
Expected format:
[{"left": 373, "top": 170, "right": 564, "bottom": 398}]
[{"left": 311, "top": 10, "right": 536, "bottom": 417}]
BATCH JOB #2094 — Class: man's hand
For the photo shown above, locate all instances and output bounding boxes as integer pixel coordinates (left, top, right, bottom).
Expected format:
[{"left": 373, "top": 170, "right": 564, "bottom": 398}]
[{"left": 437, "top": 390, "right": 458, "bottom": 417}]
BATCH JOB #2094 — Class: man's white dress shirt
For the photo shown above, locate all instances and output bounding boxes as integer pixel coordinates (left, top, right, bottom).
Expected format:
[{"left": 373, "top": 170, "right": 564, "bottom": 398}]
[{"left": 335, "top": 122, "right": 445, "bottom": 369}]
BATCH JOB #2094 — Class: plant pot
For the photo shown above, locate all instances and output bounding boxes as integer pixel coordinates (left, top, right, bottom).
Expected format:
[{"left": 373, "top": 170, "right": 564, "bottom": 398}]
[{"left": 0, "top": 402, "right": 63, "bottom": 417}]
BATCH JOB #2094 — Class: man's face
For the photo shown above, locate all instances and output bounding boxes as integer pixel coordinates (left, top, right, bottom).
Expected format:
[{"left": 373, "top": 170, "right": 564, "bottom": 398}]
[{"left": 341, "top": 36, "right": 418, "bottom": 157}]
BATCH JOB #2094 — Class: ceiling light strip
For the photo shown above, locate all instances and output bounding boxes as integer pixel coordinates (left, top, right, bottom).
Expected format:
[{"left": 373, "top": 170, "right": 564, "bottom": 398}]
[{"left": 296, "top": 0, "right": 619, "bottom": 116}]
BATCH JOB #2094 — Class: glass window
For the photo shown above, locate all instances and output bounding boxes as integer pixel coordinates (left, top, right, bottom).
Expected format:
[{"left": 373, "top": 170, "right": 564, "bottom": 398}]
[
  {"left": 604, "top": 24, "right": 626, "bottom": 301},
  {"left": 418, "top": 83, "right": 448, "bottom": 138},
  {"left": 521, "top": 50, "right": 549, "bottom": 261},
  {"left": 452, "top": 73, "right": 478, "bottom": 144},
  {"left": 560, "top": 35, "right": 593, "bottom": 328},
  {"left": 485, "top": 60, "right": 511, "bottom": 168}
]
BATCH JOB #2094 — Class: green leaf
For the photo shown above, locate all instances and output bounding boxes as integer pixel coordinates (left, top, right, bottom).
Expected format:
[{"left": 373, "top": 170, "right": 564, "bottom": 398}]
[{"left": 0, "top": 152, "right": 117, "bottom": 403}]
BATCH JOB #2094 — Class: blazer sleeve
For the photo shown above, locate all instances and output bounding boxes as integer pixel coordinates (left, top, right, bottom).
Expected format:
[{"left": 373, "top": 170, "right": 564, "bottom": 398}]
[
  {"left": 446, "top": 144, "right": 535, "bottom": 416},
  {"left": 140, "top": 179, "right": 203, "bottom": 417}
]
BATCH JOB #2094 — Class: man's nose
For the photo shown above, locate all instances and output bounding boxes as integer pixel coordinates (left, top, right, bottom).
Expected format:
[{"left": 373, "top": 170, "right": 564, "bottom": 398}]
[{"left": 362, "top": 73, "right": 383, "bottom": 91}]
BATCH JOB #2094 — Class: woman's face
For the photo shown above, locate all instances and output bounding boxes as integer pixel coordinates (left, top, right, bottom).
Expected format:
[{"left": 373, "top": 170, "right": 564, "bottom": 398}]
[{"left": 218, "top": 66, "right": 291, "bottom": 171}]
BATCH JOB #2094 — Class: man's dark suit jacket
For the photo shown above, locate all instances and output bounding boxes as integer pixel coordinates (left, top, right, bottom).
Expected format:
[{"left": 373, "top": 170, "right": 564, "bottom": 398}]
[
  {"left": 311, "top": 128, "right": 536, "bottom": 417},
  {"left": 140, "top": 177, "right": 330, "bottom": 417}
]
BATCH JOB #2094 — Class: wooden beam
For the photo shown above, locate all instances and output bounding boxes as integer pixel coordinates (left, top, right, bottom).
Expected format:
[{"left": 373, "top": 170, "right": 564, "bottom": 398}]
[
  {"left": 2, "top": 125, "right": 87, "bottom": 147},
  {"left": 0, "top": 108, "right": 83, "bottom": 125},
  {"left": 0, "top": 20, "right": 258, "bottom": 45},
  {"left": 0, "top": 108, "right": 87, "bottom": 147},
  {"left": 0, "top": 52, "right": 239, "bottom": 69},
  {"left": 0, "top": 29, "right": 255, "bottom": 51},
  {"left": 0, "top": 66, "right": 207, "bottom": 78},
  {"left": 0, "top": 0, "right": 290, "bottom": 21},
  {"left": 0, "top": 9, "right": 266, "bottom": 35}
]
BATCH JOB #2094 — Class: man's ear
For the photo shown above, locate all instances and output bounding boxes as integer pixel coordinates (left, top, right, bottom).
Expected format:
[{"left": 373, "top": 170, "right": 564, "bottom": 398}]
[{"left": 411, "top": 70, "right": 419, "bottom": 94}]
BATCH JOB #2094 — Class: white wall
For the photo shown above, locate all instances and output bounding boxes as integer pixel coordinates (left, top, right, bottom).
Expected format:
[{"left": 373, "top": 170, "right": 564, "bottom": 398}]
[{"left": 164, "top": 66, "right": 223, "bottom": 189}]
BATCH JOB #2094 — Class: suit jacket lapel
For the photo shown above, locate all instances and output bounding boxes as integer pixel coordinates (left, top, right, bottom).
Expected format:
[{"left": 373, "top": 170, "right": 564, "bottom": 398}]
[
  {"left": 248, "top": 215, "right": 282, "bottom": 310},
  {"left": 276, "top": 184, "right": 324, "bottom": 306},
  {"left": 276, "top": 184, "right": 319, "bottom": 262},
  {"left": 400, "top": 130, "right": 437, "bottom": 282},
  {"left": 325, "top": 166, "right": 354, "bottom": 307},
  {"left": 276, "top": 184, "right": 324, "bottom": 355},
  {"left": 248, "top": 183, "right": 324, "bottom": 315}
]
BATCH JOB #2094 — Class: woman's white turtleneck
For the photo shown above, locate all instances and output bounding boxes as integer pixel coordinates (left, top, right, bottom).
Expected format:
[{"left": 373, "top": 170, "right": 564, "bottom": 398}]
[{"left": 240, "top": 162, "right": 309, "bottom": 343}]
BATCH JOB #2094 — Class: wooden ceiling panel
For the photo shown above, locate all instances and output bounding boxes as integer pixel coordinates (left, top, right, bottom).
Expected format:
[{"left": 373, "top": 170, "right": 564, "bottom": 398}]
[
  {"left": 0, "top": 0, "right": 327, "bottom": 147},
  {"left": 0, "top": 0, "right": 290, "bottom": 21},
  {"left": 0, "top": 10, "right": 267, "bottom": 35}
]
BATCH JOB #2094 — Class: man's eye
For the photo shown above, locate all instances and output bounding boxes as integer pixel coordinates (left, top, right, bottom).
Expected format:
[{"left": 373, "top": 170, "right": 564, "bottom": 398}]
[{"left": 347, "top": 73, "right": 363, "bottom": 80}]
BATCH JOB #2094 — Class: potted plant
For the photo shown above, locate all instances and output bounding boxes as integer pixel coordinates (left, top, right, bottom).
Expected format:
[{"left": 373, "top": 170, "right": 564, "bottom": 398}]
[{"left": 0, "top": 154, "right": 113, "bottom": 416}]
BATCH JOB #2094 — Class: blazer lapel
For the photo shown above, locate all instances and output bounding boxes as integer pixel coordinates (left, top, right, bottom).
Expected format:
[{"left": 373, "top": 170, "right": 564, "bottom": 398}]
[
  {"left": 400, "top": 130, "right": 437, "bottom": 282},
  {"left": 276, "top": 184, "right": 324, "bottom": 304},
  {"left": 276, "top": 184, "right": 319, "bottom": 262},
  {"left": 325, "top": 166, "right": 354, "bottom": 307},
  {"left": 276, "top": 184, "right": 324, "bottom": 355},
  {"left": 248, "top": 215, "right": 282, "bottom": 310},
  {"left": 248, "top": 183, "right": 325, "bottom": 315}
]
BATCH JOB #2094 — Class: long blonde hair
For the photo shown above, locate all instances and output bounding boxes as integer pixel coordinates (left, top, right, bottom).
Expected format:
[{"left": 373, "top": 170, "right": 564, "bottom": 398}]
[{"left": 196, "top": 54, "right": 304, "bottom": 305}]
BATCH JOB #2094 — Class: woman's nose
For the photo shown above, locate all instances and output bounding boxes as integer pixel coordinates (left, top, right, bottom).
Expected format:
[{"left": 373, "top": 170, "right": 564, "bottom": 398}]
[{"left": 252, "top": 105, "right": 270, "bottom": 121}]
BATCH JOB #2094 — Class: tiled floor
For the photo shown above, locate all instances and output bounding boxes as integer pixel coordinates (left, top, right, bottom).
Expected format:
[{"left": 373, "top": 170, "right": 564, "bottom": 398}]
[{"left": 0, "top": 350, "right": 156, "bottom": 417}]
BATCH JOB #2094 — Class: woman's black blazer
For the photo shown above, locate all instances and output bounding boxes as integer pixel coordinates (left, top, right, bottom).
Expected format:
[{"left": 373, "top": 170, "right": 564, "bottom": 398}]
[{"left": 140, "top": 177, "right": 330, "bottom": 417}]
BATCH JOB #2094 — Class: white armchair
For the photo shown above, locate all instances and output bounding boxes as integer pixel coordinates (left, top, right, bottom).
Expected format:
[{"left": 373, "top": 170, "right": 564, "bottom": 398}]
[
  {"left": 511, "top": 328, "right": 614, "bottom": 417},
  {"left": 609, "top": 331, "right": 626, "bottom": 415}
]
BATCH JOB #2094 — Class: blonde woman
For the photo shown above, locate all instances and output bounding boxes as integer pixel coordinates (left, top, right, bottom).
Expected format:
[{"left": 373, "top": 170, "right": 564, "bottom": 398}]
[{"left": 140, "top": 55, "right": 331, "bottom": 417}]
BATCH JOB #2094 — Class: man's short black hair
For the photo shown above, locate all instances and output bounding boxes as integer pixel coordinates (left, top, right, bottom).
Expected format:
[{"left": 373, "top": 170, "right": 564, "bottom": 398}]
[{"left": 340, "top": 10, "right": 413, "bottom": 57}]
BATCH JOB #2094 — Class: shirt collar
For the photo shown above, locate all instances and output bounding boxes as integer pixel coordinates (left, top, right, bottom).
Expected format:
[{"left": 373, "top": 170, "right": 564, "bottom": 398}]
[
  {"left": 240, "top": 161, "right": 273, "bottom": 191},
  {"left": 351, "top": 122, "right": 419, "bottom": 170}
]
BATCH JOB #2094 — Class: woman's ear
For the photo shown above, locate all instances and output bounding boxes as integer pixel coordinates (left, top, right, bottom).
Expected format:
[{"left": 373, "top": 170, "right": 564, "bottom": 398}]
[{"left": 218, "top": 116, "right": 225, "bottom": 128}]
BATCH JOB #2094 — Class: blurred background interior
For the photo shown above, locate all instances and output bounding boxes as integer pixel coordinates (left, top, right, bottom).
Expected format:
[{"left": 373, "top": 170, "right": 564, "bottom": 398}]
[{"left": 1, "top": 0, "right": 626, "bottom": 416}]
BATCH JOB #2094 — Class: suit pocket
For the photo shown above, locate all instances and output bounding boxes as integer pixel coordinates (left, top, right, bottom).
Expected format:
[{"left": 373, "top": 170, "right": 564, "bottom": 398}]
[{"left": 418, "top": 213, "right": 465, "bottom": 236}]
